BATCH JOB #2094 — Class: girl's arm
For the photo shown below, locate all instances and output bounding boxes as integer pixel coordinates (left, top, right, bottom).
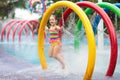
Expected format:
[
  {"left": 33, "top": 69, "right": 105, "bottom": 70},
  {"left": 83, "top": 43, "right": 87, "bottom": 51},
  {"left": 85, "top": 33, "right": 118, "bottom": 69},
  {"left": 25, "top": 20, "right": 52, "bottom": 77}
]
[
  {"left": 56, "top": 26, "right": 63, "bottom": 31},
  {"left": 45, "top": 26, "right": 49, "bottom": 33}
]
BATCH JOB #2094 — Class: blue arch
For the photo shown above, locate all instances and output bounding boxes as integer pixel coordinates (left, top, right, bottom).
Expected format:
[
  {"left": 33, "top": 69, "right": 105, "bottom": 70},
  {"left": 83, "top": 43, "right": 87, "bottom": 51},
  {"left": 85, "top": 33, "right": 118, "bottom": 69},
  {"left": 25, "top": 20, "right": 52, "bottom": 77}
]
[{"left": 93, "top": 3, "right": 120, "bottom": 34}]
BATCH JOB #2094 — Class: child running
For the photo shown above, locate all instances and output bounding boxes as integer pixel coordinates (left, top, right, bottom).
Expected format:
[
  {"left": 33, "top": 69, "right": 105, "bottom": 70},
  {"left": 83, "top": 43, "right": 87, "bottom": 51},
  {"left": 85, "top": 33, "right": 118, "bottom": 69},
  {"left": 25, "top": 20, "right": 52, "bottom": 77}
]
[{"left": 46, "top": 14, "right": 66, "bottom": 69}]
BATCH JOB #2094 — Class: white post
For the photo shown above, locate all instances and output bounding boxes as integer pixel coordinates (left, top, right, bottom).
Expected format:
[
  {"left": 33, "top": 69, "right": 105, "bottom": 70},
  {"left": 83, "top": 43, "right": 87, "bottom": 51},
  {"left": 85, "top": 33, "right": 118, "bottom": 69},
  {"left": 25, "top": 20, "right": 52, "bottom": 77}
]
[
  {"left": 98, "top": 19, "right": 104, "bottom": 49},
  {"left": 97, "top": 0, "right": 104, "bottom": 50}
]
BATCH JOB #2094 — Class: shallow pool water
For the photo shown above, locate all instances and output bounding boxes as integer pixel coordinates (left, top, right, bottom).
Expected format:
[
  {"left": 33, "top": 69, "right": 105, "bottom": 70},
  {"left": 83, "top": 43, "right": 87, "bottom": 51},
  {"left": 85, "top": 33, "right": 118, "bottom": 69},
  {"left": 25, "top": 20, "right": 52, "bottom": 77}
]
[{"left": 0, "top": 35, "right": 120, "bottom": 80}]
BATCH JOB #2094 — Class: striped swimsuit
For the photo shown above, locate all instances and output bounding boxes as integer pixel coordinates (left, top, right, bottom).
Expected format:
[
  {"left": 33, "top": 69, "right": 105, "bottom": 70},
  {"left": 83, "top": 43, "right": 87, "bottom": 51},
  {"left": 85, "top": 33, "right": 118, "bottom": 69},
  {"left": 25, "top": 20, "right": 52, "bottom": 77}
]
[{"left": 49, "top": 29, "right": 61, "bottom": 46}]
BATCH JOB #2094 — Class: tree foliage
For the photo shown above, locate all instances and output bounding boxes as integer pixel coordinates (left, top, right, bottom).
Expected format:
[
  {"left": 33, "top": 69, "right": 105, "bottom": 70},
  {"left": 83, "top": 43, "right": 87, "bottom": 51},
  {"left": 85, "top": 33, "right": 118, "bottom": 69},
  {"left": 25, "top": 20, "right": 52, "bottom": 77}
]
[
  {"left": 0, "top": 0, "right": 120, "bottom": 30},
  {"left": 0, "top": 0, "right": 27, "bottom": 19}
]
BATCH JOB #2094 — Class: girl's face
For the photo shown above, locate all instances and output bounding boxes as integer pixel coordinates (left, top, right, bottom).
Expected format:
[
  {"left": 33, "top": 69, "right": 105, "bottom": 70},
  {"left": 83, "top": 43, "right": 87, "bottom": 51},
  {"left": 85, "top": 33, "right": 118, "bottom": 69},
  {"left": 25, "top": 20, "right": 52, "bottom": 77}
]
[{"left": 49, "top": 15, "right": 56, "bottom": 26}]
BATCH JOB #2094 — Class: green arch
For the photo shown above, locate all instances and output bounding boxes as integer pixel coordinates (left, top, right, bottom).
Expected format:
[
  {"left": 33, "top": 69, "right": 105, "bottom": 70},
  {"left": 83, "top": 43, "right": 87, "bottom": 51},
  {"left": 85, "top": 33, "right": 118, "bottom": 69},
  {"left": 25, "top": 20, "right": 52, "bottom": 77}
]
[{"left": 75, "top": 2, "right": 120, "bottom": 50}]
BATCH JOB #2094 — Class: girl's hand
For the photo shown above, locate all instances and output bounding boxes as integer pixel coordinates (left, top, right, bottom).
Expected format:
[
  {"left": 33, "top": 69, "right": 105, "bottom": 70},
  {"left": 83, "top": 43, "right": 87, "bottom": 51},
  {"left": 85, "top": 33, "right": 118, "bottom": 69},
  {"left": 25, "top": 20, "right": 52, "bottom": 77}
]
[
  {"left": 56, "top": 26, "right": 63, "bottom": 31},
  {"left": 45, "top": 26, "right": 49, "bottom": 33},
  {"left": 45, "top": 26, "right": 49, "bottom": 30},
  {"left": 60, "top": 26, "right": 64, "bottom": 30}
]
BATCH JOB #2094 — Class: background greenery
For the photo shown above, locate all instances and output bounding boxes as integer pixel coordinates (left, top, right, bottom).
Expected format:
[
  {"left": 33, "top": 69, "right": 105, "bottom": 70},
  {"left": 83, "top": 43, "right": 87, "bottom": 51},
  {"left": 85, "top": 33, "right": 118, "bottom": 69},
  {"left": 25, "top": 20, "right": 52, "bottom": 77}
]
[
  {"left": 0, "top": 0, "right": 26, "bottom": 19},
  {"left": 0, "top": 0, "right": 120, "bottom": 30}
]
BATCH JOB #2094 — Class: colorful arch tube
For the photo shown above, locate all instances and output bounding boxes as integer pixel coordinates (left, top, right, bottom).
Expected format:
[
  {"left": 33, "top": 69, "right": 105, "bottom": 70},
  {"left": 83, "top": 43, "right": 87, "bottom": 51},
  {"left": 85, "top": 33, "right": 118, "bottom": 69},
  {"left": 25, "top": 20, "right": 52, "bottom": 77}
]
[
  {"left": 6, "top": 20, "right": 21, "bottom": 41},
  {"left": 92, "top": 3, "right": 120, "bottom": 35},
  {"left": 41, "top": 0, "right": 45, "bottom": 15},
  {"left": 29, "top": 0, "right": 45, "bottom": 14},
  {"left": 38, "top": 1, "right": 96, "bottom": 80},
  {"left": 75, "top": 2, "right": 120, "bottom": 50},
  {"left": 59, "top": 1, "right": 118, "bottom": 77},
  {"left": 18, "top": 20, "right": 39, "bottom": 42},
  {"left": 29, "top": 0, "right": 33, "bottom": 13},
  {"left": 1, "top": 20, "right": 39, "bottom": 42},
  {"left": 59, "top": 2, "right": 120, "bottom": 50},
  {"left": 42, "top": 0, "right": 46, "bottom": 13},
  {"left": 31, "top": 0, "right": 40, "bottom": 7},
  {"left": 1, "top": 20, "right": 31, "bottom": 42},
  {"left": 29, "top": 0, "right": 40, "bottom": 7},
  {"left": 76, "top": 2, "right": 120, "bottom": 46},
  {"left": 6, "top": 20, "right": 28, "bottom": 41},
  {"left": 29, "top": 0, "right": 40, "bottom": 13},
  {"left": 12, "top": 20, "right": 29, "bottom": 42},
  {"left": 74, "top": 1, "right": 117, "bottom": 76},
  {"left": 1, "top": 20, "right": 14, "bottom": 41},
  {"left": 12, "top": 20, "right": 39, "bottom": 42},
  {"left": 0, "top": 20, "right": 24, "bottom": 41}
]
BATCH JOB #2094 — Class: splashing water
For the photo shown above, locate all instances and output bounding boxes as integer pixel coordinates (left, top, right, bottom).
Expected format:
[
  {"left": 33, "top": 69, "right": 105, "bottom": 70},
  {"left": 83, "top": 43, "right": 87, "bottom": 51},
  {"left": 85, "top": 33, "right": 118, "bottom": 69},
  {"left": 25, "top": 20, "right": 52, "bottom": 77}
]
[{"left": 0, "top": 35, "right": 120, "bottom": 80}]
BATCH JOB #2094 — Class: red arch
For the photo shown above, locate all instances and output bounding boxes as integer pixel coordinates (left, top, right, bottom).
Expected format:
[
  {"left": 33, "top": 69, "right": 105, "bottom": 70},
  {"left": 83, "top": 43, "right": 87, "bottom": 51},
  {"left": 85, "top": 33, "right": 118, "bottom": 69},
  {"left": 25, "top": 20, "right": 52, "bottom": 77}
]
[
  {"left": 1, "top": 20, "right": 15, "bottom": 41},
  {"left": 1, "top": 20, "right": 28, "bottom": 41},
  {"left": 12, "top": 20, "right": 29, "bottom": 42},
  {"left": 31, "top": 0, "right": 40, "bottom": 7},
  {"left": 18, "top": 20, "right": 40, "bottom": 41},
  {"left": 1, "top": 20, "right": 39, "bottom": 42},
  {"left": 6, "top": 20, "right": 21, "bottom": 41},
  {"left": 59, "top": 1, "right": 118, "bottom": 77},
  {"left": 6, "top": 20, "right": 28, "bottom": 41},
  {"left": 29, "top": 20, "right": 39, "bottom": 33}
]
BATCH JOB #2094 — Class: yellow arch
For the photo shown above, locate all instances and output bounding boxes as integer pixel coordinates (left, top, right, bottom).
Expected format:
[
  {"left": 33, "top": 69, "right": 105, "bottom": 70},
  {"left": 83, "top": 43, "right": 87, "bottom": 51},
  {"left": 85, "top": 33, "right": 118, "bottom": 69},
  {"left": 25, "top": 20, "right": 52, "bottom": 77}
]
[{"left": 38, "top": 1, "right": 96, "bottom": 80}]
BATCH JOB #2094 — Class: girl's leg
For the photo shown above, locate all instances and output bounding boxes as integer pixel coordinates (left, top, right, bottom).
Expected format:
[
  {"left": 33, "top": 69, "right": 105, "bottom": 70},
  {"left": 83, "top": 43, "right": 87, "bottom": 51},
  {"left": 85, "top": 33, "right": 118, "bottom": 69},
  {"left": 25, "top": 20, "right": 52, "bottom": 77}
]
[
  {"left": 57, "top": 54, "right": 66, "bottom": 69},
  {"left": 49, "top": 46, "right": 54, "bottom": 57},
  {"left": 53, "top": 45, "right": 65, "bottom": 69}
]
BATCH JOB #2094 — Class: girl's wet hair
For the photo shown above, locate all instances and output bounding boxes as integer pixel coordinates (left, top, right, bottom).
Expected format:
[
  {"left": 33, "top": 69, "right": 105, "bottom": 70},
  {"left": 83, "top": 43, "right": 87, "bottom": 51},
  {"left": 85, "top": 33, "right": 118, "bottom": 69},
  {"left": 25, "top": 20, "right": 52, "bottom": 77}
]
[{"left": 50, "top": 14, "right": 57, "bottom": 20}]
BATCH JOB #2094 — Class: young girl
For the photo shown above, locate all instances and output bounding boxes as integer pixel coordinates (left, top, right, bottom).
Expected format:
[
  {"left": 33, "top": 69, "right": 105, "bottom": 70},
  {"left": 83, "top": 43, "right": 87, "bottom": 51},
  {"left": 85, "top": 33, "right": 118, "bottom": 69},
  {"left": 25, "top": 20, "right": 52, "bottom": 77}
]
[{"left": 46, "top": 15, "right": 66, "bottom": 69}]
